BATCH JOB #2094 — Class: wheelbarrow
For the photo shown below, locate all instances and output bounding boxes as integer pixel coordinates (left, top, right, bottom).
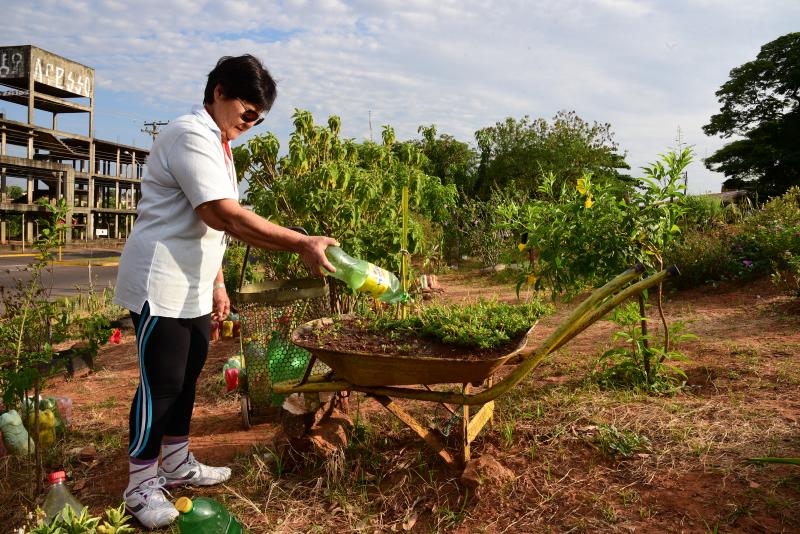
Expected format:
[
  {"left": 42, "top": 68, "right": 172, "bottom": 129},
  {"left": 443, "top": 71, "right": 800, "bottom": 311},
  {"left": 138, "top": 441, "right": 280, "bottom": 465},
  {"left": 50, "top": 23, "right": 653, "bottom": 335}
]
[{"left": 272, "top": 264, "right": 679, "bottom": 469}]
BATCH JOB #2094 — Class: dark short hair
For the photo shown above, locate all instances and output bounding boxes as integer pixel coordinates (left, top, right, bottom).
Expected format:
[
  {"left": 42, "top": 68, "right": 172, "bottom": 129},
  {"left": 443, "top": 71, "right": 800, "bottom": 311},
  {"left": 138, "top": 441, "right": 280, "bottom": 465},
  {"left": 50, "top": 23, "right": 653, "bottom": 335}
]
[{"left": 203, "top": 54, "right": 277, "bottom": 112}]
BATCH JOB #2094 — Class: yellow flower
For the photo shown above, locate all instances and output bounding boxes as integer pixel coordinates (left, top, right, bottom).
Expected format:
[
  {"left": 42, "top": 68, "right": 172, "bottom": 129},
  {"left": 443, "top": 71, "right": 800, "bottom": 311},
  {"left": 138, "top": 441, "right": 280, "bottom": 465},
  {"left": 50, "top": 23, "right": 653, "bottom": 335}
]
[
  {"left": 576, "top": 178, "right": 587, "bottom": 195},
  {"left": 584, "top": 196, "right": 594, "bottom": 209},
  {"left": 526, "top": 273, "right": 537, "bottom": 285},
  {"left": 517, "top": 243, "right": 526, "bottom": 252}
]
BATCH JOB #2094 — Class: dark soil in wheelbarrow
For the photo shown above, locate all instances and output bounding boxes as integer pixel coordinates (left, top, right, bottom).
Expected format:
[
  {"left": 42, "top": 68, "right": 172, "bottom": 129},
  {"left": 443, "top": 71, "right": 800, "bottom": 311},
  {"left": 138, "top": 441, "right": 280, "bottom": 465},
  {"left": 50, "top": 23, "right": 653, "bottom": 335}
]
[{"left": 293, "top": 316, "right": 523, "bottom": 361}]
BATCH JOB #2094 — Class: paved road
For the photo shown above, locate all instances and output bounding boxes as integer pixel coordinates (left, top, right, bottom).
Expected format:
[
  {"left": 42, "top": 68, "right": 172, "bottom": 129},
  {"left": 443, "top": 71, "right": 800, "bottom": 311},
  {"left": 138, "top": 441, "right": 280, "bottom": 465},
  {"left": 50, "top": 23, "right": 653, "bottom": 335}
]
[{"left": 0, "top": 250, "right": 120, "bottom": 300}]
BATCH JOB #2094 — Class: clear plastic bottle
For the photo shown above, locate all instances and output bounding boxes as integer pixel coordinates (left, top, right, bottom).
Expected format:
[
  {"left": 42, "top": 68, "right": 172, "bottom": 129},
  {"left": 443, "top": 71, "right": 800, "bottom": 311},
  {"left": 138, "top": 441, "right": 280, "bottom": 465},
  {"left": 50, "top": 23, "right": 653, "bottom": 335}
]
[
  {"left": 175, "top": 496, "right": 243, "bottom": 534},
  {"left": 324, "top": 246, "right": 407, "bottom": 303},
  {"left": 43, "top": 471, "right": 84, "bottom": 523},
  {"left": 55, "top": 396, "right": 73, "bottom": 428}
]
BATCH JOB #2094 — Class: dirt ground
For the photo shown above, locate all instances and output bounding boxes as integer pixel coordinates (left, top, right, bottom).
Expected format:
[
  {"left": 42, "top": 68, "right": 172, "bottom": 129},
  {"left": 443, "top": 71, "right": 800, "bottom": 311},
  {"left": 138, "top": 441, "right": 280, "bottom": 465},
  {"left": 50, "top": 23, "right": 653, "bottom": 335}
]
[{"left": 2, "top": 270, "right": 799, "bottom": 533}]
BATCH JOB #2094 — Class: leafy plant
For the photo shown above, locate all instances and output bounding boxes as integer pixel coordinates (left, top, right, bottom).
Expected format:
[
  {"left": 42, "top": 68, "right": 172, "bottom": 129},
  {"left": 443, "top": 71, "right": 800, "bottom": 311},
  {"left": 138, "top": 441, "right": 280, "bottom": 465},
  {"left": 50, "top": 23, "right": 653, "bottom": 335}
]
[
  {"left": 592, "top": 301, "right": 695, "bottom": 393},
  {"left": 96, "top": 503, "right": 136, "bottom": 534},
  {"left": 70, "top": 314, "right": 113, "bottom": 372},
  {"left": 594, "top": 423, "right": 651, "bottom": 459},
  {"left": 499, "top": 147, "right": 693, "bottom": 387},
  {"left": 370, "top": 299, "right": 552, "bottom": 349},
  {"left": 26, "top": 503, "right": 134, "bottom": 534},
  {"left": 0, "top": 199, "right": 70, "bottom": 493}
]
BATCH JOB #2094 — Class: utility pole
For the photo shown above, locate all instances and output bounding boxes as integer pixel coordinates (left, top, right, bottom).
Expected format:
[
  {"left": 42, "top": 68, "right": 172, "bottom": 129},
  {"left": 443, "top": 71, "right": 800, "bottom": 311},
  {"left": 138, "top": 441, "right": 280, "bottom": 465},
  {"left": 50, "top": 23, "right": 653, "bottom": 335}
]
[
  {"left": 141, "top": 120, "right": 169, "bottom": 142},
  {"left": 368, "top": 110, "right": 373, "bottom": 142}
]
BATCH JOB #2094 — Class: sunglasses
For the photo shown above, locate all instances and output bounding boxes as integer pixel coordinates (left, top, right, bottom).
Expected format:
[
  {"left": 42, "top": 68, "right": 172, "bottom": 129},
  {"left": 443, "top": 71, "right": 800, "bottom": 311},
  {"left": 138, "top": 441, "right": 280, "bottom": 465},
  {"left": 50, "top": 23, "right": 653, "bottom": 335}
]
[{"left": 236, "top": 98, "right": 265, "bottom": 126}]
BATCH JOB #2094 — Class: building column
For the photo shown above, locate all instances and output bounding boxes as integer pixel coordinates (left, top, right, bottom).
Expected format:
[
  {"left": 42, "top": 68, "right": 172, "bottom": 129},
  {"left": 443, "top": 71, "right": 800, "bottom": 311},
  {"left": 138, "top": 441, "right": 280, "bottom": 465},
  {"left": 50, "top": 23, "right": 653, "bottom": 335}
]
[
  {"left": 64, "top": 169, "right": 74, "bottom": 244},
  {"left": 88, "top": 134, "right": 95, "bottom": 239}
]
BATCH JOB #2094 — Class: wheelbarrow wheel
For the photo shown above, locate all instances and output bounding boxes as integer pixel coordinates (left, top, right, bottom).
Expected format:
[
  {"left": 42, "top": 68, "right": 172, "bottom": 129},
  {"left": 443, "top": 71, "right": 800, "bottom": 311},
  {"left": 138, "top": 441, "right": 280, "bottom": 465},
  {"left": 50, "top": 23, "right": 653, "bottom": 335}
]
[{"left": 241, "top": 393, "right": 251, "bottom": 429}]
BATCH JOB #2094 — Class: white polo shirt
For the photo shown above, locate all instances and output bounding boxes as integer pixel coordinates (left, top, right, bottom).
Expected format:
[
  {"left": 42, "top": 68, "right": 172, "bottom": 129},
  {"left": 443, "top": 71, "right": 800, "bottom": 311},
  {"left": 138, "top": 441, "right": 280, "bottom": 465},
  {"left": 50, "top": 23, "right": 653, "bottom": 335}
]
[{"left": 114, "top": 106, "right": 238, "bottom": 318}]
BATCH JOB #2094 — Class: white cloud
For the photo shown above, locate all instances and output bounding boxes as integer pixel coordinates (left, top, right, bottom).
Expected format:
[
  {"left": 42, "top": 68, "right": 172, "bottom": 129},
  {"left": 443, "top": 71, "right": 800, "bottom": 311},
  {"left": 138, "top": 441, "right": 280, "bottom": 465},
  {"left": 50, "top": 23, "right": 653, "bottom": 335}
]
[{"left": 2, "top": 0, "right": 799, "bottom": 193}]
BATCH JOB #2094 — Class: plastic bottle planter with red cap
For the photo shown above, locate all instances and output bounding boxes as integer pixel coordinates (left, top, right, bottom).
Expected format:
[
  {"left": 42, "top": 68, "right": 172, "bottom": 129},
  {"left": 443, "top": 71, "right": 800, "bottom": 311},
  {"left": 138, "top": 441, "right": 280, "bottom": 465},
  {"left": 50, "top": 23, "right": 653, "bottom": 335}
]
[
  {"left": 175, "top": 496, "right": 243, "bottom": 533},
  {"left": 43, "top": 471, "right": 84, "bottom": 523}
]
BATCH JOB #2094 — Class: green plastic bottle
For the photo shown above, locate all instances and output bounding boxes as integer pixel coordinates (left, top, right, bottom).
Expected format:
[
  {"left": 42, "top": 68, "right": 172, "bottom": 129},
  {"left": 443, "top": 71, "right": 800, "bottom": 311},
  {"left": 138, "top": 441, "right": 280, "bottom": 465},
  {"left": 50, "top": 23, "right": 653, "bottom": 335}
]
[
  {"left": 175, "top": 497, "right": 243, "bottom": 534},
  {"left": 324, "top": 246, "right": 407, "bottom": 303}
]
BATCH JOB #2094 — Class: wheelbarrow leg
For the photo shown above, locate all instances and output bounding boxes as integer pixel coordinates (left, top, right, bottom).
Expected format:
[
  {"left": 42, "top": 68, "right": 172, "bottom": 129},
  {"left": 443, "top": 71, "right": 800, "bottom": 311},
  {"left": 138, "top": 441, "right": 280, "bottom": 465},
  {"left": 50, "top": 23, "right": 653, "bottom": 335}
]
[
  {"left": 462, "top": 381, "right": 495, "bottom": 465},
  {"left": 371, "top": 394, "right": 461, "bottom": 470},
  {"left": 462, "top": 384, "right": 470, "bottom": 464}
]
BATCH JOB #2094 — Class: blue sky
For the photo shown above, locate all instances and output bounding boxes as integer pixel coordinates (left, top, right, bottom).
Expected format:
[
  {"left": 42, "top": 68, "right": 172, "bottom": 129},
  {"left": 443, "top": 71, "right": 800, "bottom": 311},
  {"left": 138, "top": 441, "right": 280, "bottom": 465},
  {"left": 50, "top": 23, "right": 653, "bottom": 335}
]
[{"left": 2, "top": 0, "right": 799, "bottom": 193}]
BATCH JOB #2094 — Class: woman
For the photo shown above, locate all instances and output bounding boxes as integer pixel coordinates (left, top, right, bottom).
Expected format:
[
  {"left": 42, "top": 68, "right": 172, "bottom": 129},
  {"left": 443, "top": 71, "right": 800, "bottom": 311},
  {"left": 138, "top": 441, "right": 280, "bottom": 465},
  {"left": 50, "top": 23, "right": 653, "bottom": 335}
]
[{"left": 114, "top": 54, "right": 337, "bottom": 528}]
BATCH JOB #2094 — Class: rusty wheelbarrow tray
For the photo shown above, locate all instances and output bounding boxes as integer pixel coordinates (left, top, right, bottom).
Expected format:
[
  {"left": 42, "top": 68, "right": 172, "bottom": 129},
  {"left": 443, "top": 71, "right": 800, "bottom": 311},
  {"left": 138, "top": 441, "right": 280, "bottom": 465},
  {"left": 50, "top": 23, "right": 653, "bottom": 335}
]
[{"left": 273, "top": 264, "right": 678, "bottom": 469}]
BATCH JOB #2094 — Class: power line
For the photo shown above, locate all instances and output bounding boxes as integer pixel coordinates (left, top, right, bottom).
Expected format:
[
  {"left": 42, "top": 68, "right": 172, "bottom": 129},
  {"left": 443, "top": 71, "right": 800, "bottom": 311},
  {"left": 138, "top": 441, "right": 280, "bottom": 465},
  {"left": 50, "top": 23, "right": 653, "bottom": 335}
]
[{"left": 141, "top": 120, "right": 169, "bottom": 142}]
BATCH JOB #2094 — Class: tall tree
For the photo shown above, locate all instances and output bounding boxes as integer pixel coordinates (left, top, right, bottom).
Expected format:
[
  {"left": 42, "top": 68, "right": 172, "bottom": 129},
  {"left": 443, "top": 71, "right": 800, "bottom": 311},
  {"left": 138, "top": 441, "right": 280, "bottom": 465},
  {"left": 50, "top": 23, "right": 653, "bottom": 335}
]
[
  {"left": 473, "top": 110, "right": 629, "bottom": 199},
  {"left": 413, "top": 125, "right": 478, "bottom": 196},
  {"left": 703, "top": 32, "right": 800, "bottom": 197}
]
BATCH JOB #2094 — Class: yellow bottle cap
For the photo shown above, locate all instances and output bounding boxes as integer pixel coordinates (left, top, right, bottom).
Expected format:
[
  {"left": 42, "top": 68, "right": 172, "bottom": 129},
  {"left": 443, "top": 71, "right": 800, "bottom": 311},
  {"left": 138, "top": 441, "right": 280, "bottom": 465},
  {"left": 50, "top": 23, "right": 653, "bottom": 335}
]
[{"left": 174, "top": 496, "right": 193, "bottom": 513}]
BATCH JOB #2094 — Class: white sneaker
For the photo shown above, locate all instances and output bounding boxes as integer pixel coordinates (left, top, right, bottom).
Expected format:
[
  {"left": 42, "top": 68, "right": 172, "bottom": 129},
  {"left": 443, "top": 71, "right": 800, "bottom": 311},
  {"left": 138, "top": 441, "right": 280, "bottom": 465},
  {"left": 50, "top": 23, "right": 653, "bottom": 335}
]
[
  {"left": 158, "top": 452, "right": 231, "bottom": 488},
  {"left": 123, "top": 476, "right": 178, "bottom": 529}
]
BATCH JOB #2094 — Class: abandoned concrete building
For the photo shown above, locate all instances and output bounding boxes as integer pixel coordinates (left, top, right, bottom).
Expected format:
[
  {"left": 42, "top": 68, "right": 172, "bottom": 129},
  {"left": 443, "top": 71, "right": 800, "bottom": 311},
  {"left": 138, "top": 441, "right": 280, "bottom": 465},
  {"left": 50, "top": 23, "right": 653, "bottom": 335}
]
[{"left": 0, "top": 45, "right": 148, "bottom": 244}]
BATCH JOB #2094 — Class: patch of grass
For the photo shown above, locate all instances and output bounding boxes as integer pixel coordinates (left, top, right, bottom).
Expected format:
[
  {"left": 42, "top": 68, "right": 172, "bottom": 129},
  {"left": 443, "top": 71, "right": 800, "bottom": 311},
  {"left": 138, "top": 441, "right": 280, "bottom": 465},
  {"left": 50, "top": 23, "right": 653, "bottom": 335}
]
[
  {"left": 500, "top": 421, "right": 515, "bottom": 449},
  {"left": 598, "top": 501, "right": 618, "bottom": 523},
  {"left": 97, "top": 431, "right": 123, "bottom": 452},
  {"left": 618, "top": 487, "right": 640, "bottom": 505},
  {"left": 93, "top": 397, "right": 118, "bottom": 410},
  {"left": 594, "top": 423, "right": 651, "bottom": 459}
]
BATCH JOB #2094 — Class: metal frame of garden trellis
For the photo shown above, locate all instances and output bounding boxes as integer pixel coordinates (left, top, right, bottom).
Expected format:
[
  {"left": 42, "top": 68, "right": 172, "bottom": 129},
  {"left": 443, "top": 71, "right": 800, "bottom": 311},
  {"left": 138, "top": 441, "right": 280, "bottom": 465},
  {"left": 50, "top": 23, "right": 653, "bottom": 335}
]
[{"left": 272, "top": 264, "right": 679, "bottom": 470}]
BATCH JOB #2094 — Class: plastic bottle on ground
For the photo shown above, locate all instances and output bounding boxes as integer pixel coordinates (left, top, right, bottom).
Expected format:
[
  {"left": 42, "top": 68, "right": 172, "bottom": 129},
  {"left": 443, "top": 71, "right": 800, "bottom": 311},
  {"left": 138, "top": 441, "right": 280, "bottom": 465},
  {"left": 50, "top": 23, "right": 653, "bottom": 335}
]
[
  {"left": 55, "top": 397, "right": 73, "bottom": 428},
  {"left": 26, "top": 408, "right": 57, "bottom": 448},
  {"left": 43, "top": 471, "right": 84, "bottom": 523},
  {"left": 175, "top": 496, "right": 243, "bottom": 534},
  {"left": 222, "top": 355, "right": 244, "bottom": 392},
  {"left": 222, "top": 320, "right": 234, "bottom": 337},
  {"left": 324, "top": 246, "right": 407, "bottom": 303},
  {"left": 0, "top": 410, "right": 34, "bottom": 455}
]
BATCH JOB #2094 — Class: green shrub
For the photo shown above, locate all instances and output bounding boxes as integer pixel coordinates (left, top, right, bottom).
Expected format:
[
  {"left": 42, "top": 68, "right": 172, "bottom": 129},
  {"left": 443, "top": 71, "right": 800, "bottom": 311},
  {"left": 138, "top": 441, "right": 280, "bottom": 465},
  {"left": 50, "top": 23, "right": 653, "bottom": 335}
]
[
  {"left": 680, "top": 195, "right": 726, "bottom": 230},
  {"left": 666, "top": 227, "right": 739, "bottom": 288},
  {"left": 667, "top": 187, "right": 800, "bottom": 292}
]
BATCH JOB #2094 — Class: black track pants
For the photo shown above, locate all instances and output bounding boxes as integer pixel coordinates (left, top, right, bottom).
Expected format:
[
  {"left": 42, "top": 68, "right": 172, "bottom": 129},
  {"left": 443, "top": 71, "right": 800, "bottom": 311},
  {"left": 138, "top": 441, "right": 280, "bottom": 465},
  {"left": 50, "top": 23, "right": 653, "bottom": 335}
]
[{"left": 128, "top": 302, "right": 210, "bottom": 460}]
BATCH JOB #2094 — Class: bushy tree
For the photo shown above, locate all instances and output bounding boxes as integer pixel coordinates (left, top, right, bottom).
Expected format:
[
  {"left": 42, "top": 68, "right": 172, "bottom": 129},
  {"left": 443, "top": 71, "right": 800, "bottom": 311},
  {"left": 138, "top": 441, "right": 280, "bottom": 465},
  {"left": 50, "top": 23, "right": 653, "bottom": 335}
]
[
  {"left": 413, "top": 124, "right": 478, "bottom": 196},
  {"left": 473, "top": 110, "right": 630, "bottom": 199},
  {"left": 703, "top": 32, "right": 800, "bottom": 197}
]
